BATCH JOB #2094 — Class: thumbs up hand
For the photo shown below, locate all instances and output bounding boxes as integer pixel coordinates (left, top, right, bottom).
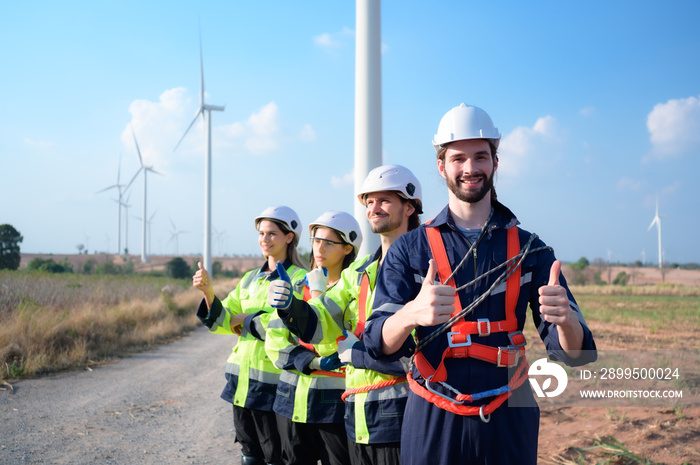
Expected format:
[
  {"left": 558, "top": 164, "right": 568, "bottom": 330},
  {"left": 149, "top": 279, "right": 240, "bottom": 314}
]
[
  {"left": 193, "top": 261, "right": 212, "bottom": 292},
  {"left": 538, "top": 260, "right": 575, "bottom": 327},
  {"left": 401, "top": 259, "right": 456, "bottom": 328},
  {"left": 268, "top": 262, "right": 294, "bottom": 310}
]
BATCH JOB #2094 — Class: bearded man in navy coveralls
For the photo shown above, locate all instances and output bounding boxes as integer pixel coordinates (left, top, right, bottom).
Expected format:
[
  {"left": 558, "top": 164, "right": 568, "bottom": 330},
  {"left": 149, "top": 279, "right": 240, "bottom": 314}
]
[{"left": 363, "top": 103, "right": 597, "bottom": 465}]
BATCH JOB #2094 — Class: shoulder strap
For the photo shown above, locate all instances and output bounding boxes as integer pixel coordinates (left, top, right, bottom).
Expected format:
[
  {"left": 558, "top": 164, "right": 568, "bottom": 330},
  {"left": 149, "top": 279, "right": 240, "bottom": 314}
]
[{"left": 354, "top": 273, "right": 370, "bottom": 337}]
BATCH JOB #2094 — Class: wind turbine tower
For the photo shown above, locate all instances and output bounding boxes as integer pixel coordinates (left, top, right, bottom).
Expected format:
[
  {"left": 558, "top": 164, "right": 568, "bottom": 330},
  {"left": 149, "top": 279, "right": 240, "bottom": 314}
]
[
  {"left": 96, "top": 155, "right": 126, "bottom": 254},
  {"left": 126, "top": 126, "right": 161, "bottom": 263},
  {"left": 647, "top": 198, "right": 664, "bottom": 269},
  {"left": 354, "top": 0, "right": 382, "bottom": 257},
  {"left": 174, "top": 31, "right": 224, "bottom": 272}
]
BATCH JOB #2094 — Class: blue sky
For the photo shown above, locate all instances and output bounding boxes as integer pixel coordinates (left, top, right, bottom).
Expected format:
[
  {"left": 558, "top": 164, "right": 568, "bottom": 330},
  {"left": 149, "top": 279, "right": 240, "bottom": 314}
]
[{"left": 2, "top": 0, "right": 699, "bottom": 265}]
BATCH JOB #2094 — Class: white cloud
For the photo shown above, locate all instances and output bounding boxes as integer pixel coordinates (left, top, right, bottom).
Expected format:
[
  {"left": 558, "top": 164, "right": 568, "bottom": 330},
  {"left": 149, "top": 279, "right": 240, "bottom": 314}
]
[
  {"left": 497, "top": 115, "right": 564, "bottom": 178},
  {"left": 579, "top": 106, "right": 596, "bottom": 116},
  {"left": 646, "top": 95, "right": 700, "bottom": 160},
  {"left": 123, "top": 87, "right": 190, "bottom": 170},
  {"left": 331, "top": 171, "right": 354, "bottom": 188},
  {"left": 299, "top": 124, "right": 316, "bottom": 142},
  {"left": 617, "top": 177, "right": 644, "bottom": 192},
  {"left": 213, "top": 102, "right": 281, "bottom": 155},
  {"left": 314, "top": 33, "right": 339, "bottom": 48},
  {"left": 314, "top": 28, "right": 354, "bottom": 52}
]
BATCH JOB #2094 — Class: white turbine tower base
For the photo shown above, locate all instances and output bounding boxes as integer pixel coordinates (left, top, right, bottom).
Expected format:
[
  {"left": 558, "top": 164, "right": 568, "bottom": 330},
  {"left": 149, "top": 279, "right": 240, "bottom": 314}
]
[{"left": 174, "top": 30, "right": 224, "bottom": 273}]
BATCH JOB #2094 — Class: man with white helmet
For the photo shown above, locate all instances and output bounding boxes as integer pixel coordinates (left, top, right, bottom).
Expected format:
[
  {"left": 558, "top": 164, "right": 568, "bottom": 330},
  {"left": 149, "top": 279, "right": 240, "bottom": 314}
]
[
  {"left": 193, "top": 205, "right": 308, "bottom": 465},
  {"left": 363, "top": 104, "right": 597, "bottom": 464},
  {"left": 268, "top": 165, "right": 422, "bottom": 465}
]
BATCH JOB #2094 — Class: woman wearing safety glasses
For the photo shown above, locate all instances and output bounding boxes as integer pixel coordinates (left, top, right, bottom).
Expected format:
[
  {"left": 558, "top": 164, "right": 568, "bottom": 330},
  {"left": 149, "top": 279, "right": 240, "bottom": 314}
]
[{"left": 266, "top": 211, "right": 362, "bottom": 465}]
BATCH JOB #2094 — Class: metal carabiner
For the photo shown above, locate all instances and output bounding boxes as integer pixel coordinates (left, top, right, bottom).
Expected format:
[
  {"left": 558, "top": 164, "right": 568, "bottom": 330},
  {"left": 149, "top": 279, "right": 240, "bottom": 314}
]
[
  {"left": 479, "top": 405, "right": 491, "bottom": 423},
  {"left": 424, "top": 376, "right": 465, "bottom": 405}
]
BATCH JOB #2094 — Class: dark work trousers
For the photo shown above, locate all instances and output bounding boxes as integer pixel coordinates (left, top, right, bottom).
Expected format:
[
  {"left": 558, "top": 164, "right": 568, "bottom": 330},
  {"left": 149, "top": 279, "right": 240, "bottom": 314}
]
[
  {"left": 276, "top": 414, "right": 351, "bottom": 465},
  {"left": 348, "top": 441, "right": 401, "bottom": 465},
  {"left": 233, "top": 405, "right": 283, "bottom": 463}
]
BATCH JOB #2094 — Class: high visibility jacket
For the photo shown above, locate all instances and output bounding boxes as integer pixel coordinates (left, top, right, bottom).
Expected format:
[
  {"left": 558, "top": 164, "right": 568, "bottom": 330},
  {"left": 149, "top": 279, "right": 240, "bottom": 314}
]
[
  {"left": 279, "top": 252, "right": 408, "bottom": 444},
  {"left": 266, "top": 280, "right": 346, "bottom": 424},
  {"left": 197, "top": 259, "right": 307, "bottom": 411}
]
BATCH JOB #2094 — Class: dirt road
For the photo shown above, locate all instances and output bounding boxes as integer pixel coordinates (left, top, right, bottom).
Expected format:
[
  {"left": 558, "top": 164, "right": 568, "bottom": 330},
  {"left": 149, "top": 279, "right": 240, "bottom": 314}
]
[{"left": 0, "top": 326, "right": 242, "bottom": 465}]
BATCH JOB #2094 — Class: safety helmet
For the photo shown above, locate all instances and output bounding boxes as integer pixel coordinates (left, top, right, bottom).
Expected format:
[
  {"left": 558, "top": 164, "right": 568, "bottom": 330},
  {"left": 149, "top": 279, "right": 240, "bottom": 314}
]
[
  {"left": 356, "top": 164, "right": 423, "bottom": 212},
  {"left": 254, "top": 206, "right": 302, "bottom": 243},
  {"left": 432, "top": 103, "right": 501, "bottom": 152},
  {"left": 309, "top": 210, "right": 363, "bottom": 255}
]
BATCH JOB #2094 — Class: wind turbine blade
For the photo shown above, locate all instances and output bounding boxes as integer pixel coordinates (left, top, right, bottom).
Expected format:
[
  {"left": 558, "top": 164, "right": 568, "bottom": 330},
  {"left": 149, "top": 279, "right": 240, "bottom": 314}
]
[
  {"left": 199, "top": 29, "right": 205, "bottom": 108},
  {"left": 131, "top": 126, "right": 145, "bottom": 167},
  {"left": 96, "top": 184, "right": 118, "bottom": 194},
  {"left": 647, "top": 217, "right": 658, "bottom": 231},
  {"left": 169, "top": 216, "right": 176, "bottom": 231},
  {"left": 174, "top": 109, "right": 203, "bottom": 152},
  {"left": 149, "top": 208, "right": 158, "bottom": 221},
  {"left": 147, "top": 167, "right": 163, "bottom": 176},
  {"left": 125, "top": 167, "right": 143, "bottom": 192}
]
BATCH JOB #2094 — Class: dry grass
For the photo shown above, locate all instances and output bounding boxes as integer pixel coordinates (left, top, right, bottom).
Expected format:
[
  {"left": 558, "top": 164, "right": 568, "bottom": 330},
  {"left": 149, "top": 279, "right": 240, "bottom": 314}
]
[
  {"left": 0, "top": 270, "right": 237, "bottom": 380},
  {"left": 570, "top": 283, "right": 700, "bottom": 297}
]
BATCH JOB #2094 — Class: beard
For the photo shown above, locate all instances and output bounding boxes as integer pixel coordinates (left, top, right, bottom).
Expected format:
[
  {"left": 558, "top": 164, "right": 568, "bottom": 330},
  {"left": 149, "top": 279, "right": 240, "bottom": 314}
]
[
  {"left": 446, "top": 170, "right": 495, "bottom": 204},
  {"left": 369, "top": 210, "right": 404, "bottom": 234}
]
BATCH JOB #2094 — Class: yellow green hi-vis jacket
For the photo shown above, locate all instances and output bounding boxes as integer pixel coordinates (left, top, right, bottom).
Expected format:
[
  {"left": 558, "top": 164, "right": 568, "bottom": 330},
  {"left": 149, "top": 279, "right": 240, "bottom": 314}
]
[{"left": 196, "top": 260, "right": 307, "bottom": 410}]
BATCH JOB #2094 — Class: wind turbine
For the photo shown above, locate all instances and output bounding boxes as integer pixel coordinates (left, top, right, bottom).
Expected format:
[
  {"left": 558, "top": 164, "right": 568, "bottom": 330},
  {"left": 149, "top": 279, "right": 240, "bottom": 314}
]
[
  {"left": 126, "top": 126, "right": 161, "bottom": 263},
  {"left": 174, "top": 30, "right": 225, "bottom": 272},
  {"left": 168, "top": 217, "right": 187, "bottom": 255},
  {"left": 647, "top": 198, "right": 664, "bottom": 269},
  {"left": 96, "top": 154, "right": 126, "bottom": 254}
]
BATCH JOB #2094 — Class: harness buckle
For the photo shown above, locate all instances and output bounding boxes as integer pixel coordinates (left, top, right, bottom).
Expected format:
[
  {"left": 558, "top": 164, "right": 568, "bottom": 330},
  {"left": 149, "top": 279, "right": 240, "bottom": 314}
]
[
  {"left": 477, "top": 318, "right": 491, "bottom": 337},
  {"left": 496, "top": 347, "right": 519, "bottom": 368},
  {"left": 507, "top": 331, "right": 527, "bottom": 349},
  {"left": 447, "top": 332, "right": 472, "bottom": 348}
]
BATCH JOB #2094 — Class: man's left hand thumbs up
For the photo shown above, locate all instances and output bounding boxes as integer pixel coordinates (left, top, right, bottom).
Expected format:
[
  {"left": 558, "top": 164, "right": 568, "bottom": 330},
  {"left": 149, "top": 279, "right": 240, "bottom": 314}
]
[{"left": 539, "top": 260, "right": 574, "bottom": 326}]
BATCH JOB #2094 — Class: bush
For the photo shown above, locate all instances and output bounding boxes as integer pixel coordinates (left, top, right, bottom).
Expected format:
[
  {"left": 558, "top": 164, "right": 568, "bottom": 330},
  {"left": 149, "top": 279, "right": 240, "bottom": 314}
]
[
  {"left": 96, "top": 261, "right": 121, "bottom": 275},
  {"left": 27, "top": 258, "right": 74, "bottom": 273},
  {"left": 612, "top": 271, "right": 630, "bottom": 286},
  {"left": 166, "top": 257, "right": 191, "bottom": 279}
]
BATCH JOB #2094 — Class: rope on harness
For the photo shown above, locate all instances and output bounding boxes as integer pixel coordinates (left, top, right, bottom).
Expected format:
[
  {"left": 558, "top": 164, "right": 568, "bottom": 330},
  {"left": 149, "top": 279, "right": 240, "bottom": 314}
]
[{"left": 340, "top": 377, "right": 408, "bottom": 402}]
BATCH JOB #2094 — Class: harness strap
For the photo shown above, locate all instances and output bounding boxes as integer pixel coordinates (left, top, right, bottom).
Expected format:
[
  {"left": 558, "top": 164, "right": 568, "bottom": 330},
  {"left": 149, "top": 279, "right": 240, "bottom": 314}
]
[{"left": 354, "top": 273, "right": 370, "bottom": 338}]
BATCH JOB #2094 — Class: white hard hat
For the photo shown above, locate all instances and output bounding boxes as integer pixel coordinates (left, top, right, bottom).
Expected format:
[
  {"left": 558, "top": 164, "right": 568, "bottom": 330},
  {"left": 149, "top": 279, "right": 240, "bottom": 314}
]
[
  {"left": 309, "top": 210, "right": 363, "bottom": 255},
  {"left": 255, "top": 206, "right": 302, "bottom": 243},
  {"left": 432, "top": 103, "right": 501, "bottom": 152},
  {"left": 356, "top": 164, "right": 423, "bottom": 212}
]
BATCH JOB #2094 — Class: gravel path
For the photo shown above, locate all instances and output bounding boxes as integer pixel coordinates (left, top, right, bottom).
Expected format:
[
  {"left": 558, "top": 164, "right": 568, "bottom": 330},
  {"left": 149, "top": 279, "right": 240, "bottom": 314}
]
[{"left": 0, "top": 326, "right": 243, "bottom": 465}]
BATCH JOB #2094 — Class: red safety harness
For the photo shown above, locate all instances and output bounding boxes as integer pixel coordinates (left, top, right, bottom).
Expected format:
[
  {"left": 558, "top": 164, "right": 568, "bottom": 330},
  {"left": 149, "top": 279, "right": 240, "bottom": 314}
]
[
  {"left": 340, "top": 271, "right": 407, "bottom": 401},
  {"left": 407, "top": 224, "right": 529, "bottom": 419}
]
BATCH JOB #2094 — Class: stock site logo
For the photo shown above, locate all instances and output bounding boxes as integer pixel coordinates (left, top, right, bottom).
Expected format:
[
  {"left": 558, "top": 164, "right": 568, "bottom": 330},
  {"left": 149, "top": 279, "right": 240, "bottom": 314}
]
[{"left": 528, "top": 358, "right": 568, "bottom": 398}]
